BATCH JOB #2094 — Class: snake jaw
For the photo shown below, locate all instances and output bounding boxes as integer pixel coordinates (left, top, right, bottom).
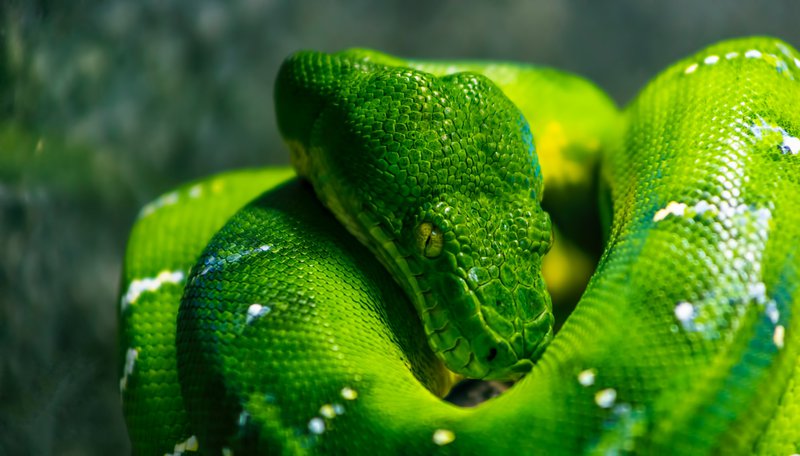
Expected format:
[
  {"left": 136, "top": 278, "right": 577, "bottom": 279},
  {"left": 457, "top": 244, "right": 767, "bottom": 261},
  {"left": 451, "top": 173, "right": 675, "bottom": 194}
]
[{"left": 412, "top": 264, "right": 552, "bottom": 381}]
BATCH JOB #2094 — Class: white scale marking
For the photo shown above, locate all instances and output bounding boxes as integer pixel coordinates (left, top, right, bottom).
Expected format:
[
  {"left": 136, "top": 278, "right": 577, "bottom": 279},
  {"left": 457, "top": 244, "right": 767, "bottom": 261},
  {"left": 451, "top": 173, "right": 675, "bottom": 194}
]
[
  {"left": 189, "top": 184, "right": 203, "bottom": 198},
  {"left": 166, "top": 435, "right": 199, "bottom": 455},
  {"left": 138, "top": 191, "right": 180, "bottom": 218},
  {"left": 120, "top": 270, "right": 185, "bottom": 312},
  {"left": 319, "top": 404, "right": 336, "bottom": 419},
  {"left": 308, "top": 417, "right": 325, "bottom": 434},
  {"left": 246, "top": 303, "right": 271, "bottom": 324},
  {"left": 693, "top": 200, "right": 712, "bottom": 215},
  {"left": 238, "top": 411, "right": 250, "bottom": 427},
  {"left": 578, "top": 369, "right": 596, "bottom": 387},
  {"left": 774, "top": 325, "right": 785, "bottom": 349},
  {"left": 653, "top": 201, "right": 688, "bottom": 222},
  {"left": 683, "top": 45, "right": 798, "bottom": 81},
  {"left": 433, "top": 429, "right": 455, "bottom": 446},
  {"left": 745, "top": 49, "right": 763, "bottom": 59},
  {"left": 340, "top": 387, "right": 358, "bottom": 400},
  {"left": 119, "top": 348, "right": 138, "bottom": 393},
  {"left": 661, "top": 114, "right": 782, "bottom": 339},
  {"left": 199, "top": 245, "right": 272, "bottom": 276},
  {"left": 595, "top": 388, "right": 617, "bottom": 408},
  {"left": 766, "top": 300, "right": 780, "bottom": 324},
  {"left": 747, "top": 282, "right": 768, "bottom": 304},
  {"left": 750, "top": 116, "right": 800, "bottom": 155},
  {"left": 674, "top": 302, "right": 696, "bottom": 325}
]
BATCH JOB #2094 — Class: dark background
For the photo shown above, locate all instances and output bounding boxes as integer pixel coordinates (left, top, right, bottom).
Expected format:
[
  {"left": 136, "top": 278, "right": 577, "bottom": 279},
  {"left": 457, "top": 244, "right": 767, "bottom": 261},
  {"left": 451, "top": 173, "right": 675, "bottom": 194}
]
[{"left": 2, "top": 1, "right": 799, "bottom": 453}]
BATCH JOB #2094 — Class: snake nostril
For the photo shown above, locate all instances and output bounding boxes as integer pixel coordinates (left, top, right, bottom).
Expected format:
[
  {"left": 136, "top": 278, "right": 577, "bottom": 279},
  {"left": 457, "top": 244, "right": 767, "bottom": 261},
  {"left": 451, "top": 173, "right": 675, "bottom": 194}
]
[{"left": 486, "top": 347, "right": 498, "bottom": 362}]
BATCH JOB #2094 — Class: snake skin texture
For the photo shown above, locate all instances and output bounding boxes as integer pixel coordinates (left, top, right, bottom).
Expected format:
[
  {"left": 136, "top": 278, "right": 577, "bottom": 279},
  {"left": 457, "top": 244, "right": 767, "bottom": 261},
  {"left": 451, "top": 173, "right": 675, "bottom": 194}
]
[{"left": 119, "top": 37, "right": 800, "bottom": 455}]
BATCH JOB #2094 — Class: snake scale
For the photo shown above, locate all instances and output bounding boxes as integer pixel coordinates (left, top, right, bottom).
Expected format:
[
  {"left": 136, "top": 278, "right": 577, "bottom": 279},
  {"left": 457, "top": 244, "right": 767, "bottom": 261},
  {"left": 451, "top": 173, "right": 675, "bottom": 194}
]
[{"left": 119, "top": 37, "right": 800, "bottom": 455}]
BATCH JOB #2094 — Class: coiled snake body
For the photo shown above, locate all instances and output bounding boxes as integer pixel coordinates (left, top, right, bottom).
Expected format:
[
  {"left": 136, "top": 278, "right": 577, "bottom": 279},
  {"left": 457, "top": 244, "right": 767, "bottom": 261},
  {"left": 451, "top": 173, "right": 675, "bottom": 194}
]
[{"left": 120, "top": 37, "right": 800, "bottom": 454}]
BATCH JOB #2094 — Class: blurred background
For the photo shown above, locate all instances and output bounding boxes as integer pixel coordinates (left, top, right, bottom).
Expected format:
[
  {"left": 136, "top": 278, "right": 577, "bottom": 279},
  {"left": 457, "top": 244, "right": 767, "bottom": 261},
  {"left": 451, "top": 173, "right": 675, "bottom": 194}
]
[{"left": 2, "top": 0, "right": 799, "bottom": 453}]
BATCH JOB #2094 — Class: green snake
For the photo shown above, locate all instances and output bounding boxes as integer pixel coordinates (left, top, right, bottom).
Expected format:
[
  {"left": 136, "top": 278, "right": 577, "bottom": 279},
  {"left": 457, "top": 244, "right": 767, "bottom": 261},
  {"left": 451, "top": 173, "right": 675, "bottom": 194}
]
[{"left": 119, "top": 36, "right": 800, "bottom": 455}]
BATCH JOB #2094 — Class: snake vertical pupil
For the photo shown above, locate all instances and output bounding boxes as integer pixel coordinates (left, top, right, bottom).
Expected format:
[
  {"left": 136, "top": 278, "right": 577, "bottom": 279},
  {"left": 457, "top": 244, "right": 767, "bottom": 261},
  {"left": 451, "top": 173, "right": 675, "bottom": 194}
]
[
  {"left": 486, "top": 348, "right": 498, "bottom": 362},
  {"left": 416, "top": 222, "right": 444, "bottom": 258}
]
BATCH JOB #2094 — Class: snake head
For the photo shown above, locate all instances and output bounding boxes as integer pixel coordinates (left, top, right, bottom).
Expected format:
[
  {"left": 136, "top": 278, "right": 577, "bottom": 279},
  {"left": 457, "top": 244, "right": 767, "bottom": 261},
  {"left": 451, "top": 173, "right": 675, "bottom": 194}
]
[{"left": 275, "top": 50, "right": 554, "bottom": 381}]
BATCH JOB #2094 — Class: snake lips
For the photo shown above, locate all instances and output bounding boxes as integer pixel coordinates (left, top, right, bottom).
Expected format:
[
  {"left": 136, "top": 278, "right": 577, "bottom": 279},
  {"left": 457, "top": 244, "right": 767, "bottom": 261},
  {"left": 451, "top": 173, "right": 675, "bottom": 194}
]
[{"left": 276, "top": 51, "right": 554, "bottom": 380}]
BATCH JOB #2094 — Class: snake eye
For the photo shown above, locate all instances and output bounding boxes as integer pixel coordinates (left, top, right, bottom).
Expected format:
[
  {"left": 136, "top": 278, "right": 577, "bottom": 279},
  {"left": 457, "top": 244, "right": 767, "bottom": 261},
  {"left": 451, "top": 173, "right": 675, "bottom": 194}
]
[{"left": 415, "top": 222, "right": 444, "bottom": 258}]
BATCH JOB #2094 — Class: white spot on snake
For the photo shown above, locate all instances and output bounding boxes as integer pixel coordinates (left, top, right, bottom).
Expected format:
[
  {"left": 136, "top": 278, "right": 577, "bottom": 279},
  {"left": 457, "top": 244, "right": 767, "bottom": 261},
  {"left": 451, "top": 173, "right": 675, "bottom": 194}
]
[
  {"left": 119, "top": 348, "right": 138, "bottom": 393},
  {"left": 332, "top": 403, "right": 345, "bottom": 415},
  {"left": 308, "top": 417, "right": 325, "bottom": 434},
  {"left": 238, "top": 411, "right": 250, "bottom": 427},
  {"left": 246, "top": 303, "right": 271, "bottom": 324},
  {"left": 766, "top": 300, "right": 780, "bottom": 324},
  {"left": 433, "top": 429, "right": 455, "bottom": 446},
  {"left": 693, "top": 200, "right": 713, "bottom": 216},
  {"left": 319, "top": 404, "right": 336, "bottom": 419},
  {"left": 748, "top": 282, "right": 768, "bottom": 304},
  {"left": 138, "top": 191, "right": 179, "bottom": 218},
  {"left": 578, "top": 369, "right": 596, "bottom": 387},
  {"left": 340, "top": 387, "right": 358, "bottom": 400},
  {"left": 595, "top": 388, "right": 617, "bottom": 408},
  {"left": 666, "top": 127, "right": 774, "bottom": 338},
  {"left": 653, "top": 201, "right": 687, "bottom": 222},
  {"left": 750, "top": 117, "right": 775, "bottom": 140},
  {"left": 745, "top": 49, "right": 763, "bottom": 59},
  {"left": 189, "top": 184, "right": 203, "bottom": 198},
  {"left": 750, "top": 116, "right": 800, "bottom": 155},
  {"left": 774, "top": 325, "right": 785, "bottom": 349},
  {"left": 683, "top": 45, "right": 799, "bottom": 81},
  {"left": 780, "top": 134, "right": 800, "bottom": 155},
  {"left": 166, "top": 434, "right": 198, "bottom": 455},
  {"left": 199, "top": 245, "right": 273, "bottom": 276},
  {"left": 674, "top": 302, "right": 696, "bottom": 327},
  {"left": 121, "top": 270, "right": 185, "bottom": 312}
]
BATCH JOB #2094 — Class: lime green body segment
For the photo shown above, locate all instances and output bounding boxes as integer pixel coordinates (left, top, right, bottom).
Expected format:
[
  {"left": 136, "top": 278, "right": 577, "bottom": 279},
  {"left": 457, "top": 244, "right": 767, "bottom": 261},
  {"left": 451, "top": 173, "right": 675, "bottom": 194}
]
[
  {"left": 120, "top": 37, "right": 800, "bottom": 454},
  {"left": 119, "top": 168, "right": 294, "bottom": 454}
]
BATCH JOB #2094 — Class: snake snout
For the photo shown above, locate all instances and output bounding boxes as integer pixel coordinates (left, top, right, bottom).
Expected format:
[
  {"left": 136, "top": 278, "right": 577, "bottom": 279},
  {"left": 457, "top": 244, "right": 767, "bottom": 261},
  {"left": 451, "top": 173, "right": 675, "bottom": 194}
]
[
  {"left": 475, "top": 282, "right": 553, "bottom": 380},
  {"left": 420, "top": 272, "right": 552, "bottom": 381}
]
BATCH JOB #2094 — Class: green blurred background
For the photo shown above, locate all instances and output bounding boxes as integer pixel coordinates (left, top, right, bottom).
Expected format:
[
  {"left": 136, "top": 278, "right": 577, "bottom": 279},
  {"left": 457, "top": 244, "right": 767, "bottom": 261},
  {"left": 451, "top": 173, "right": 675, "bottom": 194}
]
[{"left": 2, "top": 1, "right": 800, "bottom": 453}]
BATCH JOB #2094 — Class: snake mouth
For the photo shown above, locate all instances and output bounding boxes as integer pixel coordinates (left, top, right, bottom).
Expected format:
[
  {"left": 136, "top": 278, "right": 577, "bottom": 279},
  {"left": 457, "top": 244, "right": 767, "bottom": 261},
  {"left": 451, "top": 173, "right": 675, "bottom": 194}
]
[{"left": 418, "top": 274, "right": 550, "bottom": 381}]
